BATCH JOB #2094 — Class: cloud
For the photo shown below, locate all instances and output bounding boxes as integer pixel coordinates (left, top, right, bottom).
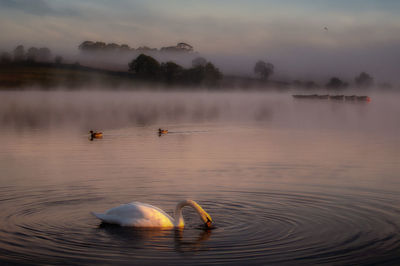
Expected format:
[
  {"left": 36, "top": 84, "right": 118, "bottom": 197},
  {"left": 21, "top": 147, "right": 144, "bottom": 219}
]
[
  {"left": 0, "top": 0, "right": 399, "bottom": 83},
  {"left": 0, "top": 0, "right": 80, "bottom": 17}
]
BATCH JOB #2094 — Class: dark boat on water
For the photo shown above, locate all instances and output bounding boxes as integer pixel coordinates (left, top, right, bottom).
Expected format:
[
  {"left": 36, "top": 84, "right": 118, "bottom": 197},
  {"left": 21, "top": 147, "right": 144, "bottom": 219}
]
[
  {"left": 329, "top": 95, "right": 344, "bottom": 100},
  {"left": 292, "top": 94, "right": 371, "bottom": 102}
]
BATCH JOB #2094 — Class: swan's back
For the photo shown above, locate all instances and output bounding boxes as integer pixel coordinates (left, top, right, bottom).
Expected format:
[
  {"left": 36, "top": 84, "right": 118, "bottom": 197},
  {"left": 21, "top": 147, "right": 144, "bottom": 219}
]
[{"left": 92, "top": 202, "right": 175, "bottom": 227}]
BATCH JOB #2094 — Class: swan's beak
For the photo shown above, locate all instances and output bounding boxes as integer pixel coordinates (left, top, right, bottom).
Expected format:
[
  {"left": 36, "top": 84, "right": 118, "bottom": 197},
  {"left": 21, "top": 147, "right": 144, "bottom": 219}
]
[{"left": 205, "top": 216, "right": 213, "bottom": 228}]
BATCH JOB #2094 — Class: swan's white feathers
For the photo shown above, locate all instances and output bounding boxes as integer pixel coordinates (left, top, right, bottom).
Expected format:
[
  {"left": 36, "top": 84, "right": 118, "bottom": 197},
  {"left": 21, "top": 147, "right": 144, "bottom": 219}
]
[
  {"left": 92, "top": 202, "right": 174, "bottom": 227},
  {"left": 92, "top": 200, "right": 212, "bottom": 228}
]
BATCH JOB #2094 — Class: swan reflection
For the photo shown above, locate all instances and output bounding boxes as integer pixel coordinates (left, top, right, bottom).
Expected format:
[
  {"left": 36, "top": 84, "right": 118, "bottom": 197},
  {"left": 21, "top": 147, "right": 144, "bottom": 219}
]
[{"left": 98, "top": 223, "right": 213, "bottom": 253}]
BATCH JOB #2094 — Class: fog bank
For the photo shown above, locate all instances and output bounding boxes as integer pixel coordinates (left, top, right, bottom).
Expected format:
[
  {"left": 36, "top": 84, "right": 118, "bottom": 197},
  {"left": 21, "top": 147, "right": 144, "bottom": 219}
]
[{"left": 0, "top": 91, "right": 398, "bottom": 136}]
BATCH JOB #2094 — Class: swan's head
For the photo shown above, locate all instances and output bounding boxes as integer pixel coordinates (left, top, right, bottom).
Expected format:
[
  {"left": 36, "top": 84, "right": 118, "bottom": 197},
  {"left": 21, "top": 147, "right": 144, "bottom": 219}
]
[
  {"left": 203, "top": 214, "right": 213, "bottom": 228},
  {"left": 176, "top": 200, "right": 213, "bottom": 229},
  {"left": 187, "top": 200, "right": 213, "bottom": 228}
]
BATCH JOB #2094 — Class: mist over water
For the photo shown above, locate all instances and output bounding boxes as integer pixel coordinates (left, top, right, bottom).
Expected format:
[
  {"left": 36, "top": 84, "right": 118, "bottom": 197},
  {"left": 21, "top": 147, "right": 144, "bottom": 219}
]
[
  {"left": 1, "top": 90, "right": 399, "bottom": 134},
  {"left": 1, "top": 90, "right": 400, "bottom": 265}
]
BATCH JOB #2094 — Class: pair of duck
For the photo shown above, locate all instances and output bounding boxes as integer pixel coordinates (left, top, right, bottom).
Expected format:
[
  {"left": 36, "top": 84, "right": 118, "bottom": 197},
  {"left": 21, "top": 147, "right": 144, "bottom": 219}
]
[{"left": 90, "top": 129, "right": 168, "bottom": 139}]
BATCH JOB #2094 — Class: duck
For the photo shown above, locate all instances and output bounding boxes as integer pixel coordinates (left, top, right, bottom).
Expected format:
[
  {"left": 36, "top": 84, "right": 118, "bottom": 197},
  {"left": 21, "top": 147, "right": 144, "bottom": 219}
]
[
  {"left": 89, "top": 130, "right": 103, "bottom": 139},
  {"left": 159, "top": 128, "right": 168, "bottom": 134},
  {"left": 92, "top": 200, "right": 213, "bottom": 229}
]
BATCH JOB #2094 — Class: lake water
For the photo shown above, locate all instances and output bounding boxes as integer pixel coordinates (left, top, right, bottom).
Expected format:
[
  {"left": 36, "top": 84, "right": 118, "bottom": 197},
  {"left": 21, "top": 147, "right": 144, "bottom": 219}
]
[{"left": 0, "top": 91, "right": 399, "bottom": 265}]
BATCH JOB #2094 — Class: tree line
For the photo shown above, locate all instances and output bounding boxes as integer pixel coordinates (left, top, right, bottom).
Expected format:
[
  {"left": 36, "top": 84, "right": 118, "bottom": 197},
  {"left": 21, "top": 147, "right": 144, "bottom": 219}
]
[
  {"left": 128, "top": 54, "right": 222, "bottom": 86},
  {"left": 1, "top": 45, "right": 63, "bottom": 64},
  {"left": 1, "top": 43, "right": 385, "bottom": 90},
  {"left": 78, "top": 41, "right": 194, "bottom": 54}
]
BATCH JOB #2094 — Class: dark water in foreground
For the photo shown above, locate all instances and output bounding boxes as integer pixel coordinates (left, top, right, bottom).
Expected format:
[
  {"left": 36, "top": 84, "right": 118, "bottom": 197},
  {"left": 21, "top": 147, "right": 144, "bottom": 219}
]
[{"left": 0, "top": 91, "right": 399, "bottom": 265}]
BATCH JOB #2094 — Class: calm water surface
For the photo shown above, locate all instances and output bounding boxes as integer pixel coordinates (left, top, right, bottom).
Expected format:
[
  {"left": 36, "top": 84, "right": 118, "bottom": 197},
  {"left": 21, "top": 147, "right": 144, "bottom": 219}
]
[{"left": 0, "top": 91, "right": 399, "bottom": 265}]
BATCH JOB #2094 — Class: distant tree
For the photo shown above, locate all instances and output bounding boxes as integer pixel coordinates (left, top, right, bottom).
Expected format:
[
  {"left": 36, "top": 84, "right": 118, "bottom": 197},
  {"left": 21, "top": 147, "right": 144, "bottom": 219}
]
[
  {"left": 54, "top": 55, "right": 63, "bottom": 64},
  {"left": 326, "top": 77, "right": 348, "bottom": 90},
  {"left": 192, "top": 57, "right": 207, "bottom": 67},
  {"left": 128, "top": 54, "right": 161, "bottom": 79},
  {"left": 254, "top": 60, "right": 274, "bottom": 80},
  {"left": 160, "top": 42, "right": 193, "bottom": 53},
  {"left": 79, "top": 41, "right": 107, "bottom": 52},
  {"left": 182, "top": 61, "right": 222, "bottom": 86},
  {"left": 177, "top": 42, "right": 193, "bottom": 52},
  {"left": 204, "top": 62, "right": 222, "bottom": 85},
  {"left": 136, "top": 46, "right": 157, "bottom": 52},
  {"left": 183, "top": 65, "right": 205, "bottom": 84},
  {"left": 161, "top": 61, "right": 184, "bottom": 84},
  {"left": 93, "top": 42, "right": 106, "bottom": 51},
  {"left": 13, "top": 45, "right": 25, "bottom": 61},
  {"left": 79, "top": 41, "right": 95, "bottom": 51},
  {"left": 0, "top": 52, "right": 12, "bottom": 63},
  {"left": 37, "top": 47, "right": 51, "bottom": 62},
  {"left": 355, "top": 72, "right": 373, "bottom": 88},
  {"left": 105, "top": 43, "right": 120, "bottom": 52},
  {"left": 119, "top": 44, "right": 131, "bottom": 52},
  {"left": 379, "top": 82, "right": 392, "bottom": 89},
  {"left": 26, "top": 47, "right": 39, "bottom": 62}
]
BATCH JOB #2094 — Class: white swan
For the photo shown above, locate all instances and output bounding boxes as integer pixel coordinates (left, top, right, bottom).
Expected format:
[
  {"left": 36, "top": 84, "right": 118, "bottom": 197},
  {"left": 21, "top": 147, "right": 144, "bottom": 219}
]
[{"left": 92, "top": 200, "right": 213, "bottom": 228}]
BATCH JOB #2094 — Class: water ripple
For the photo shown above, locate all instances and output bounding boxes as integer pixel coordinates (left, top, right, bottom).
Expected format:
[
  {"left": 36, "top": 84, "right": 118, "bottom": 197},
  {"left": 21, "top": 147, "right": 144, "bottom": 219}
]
[{"left": 1, "top": 186, "right": 399, "bottom": 265}]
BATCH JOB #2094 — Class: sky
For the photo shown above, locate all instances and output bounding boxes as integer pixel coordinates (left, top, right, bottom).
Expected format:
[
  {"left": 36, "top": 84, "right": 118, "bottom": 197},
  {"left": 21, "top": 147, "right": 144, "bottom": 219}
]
[{"left": 0, "top": 0, "right": 399, "bottom": 83}]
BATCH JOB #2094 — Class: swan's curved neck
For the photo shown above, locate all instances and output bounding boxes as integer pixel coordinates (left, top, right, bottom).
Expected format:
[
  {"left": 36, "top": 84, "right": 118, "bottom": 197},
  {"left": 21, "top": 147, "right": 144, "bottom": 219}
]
[{"left": 173, "top": 200, "right": 209, "bottom": 228}]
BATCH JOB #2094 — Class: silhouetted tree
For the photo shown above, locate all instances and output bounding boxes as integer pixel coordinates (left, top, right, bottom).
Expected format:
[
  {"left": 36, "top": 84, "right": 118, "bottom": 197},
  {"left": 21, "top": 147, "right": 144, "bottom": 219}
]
[
  {"left": 105, "top": 43, "right": 120, "bottom": 52},
  {"left": 79, "top": 41, "right": 107, "bottom": 52},
  {"left": 128, "top": 54, "right": 161, "bottom": 79},
  {"left": 161, "top": 42, "right": 193, "bottom": 53},
  {"left": 13, "top": 45, "right": 25, "bottom": 61},
  {"left": 183, "top": 65, "right": 205, "bottom": 84},
  {"left": 79, "top": 41, "right": 95, "bottom": 51},
  {"left": 55, "top": 55, "right": 63, "bottom": 64},
  {"left": 26, "top": 47, "right": 39, "bottom": 62},
  {"left": 0, "top": 52, "right": 12, "bottom": 63},
  {"left": 136, "top": 46, "right": 157, "bottom": 52},
  {"left": 326, "top": 77, "right": 348, "bottom": 90},
  {"left": 355, "top": 72, "right": 373, "bottom": 88},
  {"left": 254, "top": 60, "right": 274, "bottom": 80},
  {"left": 37, "top": 47, "right": 51, "bottom": 62},
  {"left": 161, "top": 61, "right": 184, "bottom": 84},
  {"left": 204, "top": 62, "right": 222, "bottom": 86},
  {"left": 192, "top": 57, "right": 207, "bottom": 67},
  {"left": 119, "top": 44, "right": 132, "bottom": 52}
]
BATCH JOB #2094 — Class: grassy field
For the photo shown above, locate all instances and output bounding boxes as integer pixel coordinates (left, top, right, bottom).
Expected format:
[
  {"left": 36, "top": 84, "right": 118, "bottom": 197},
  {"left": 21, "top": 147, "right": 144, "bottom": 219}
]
[{"left": 0, "top": 62, "right": 136, "bottom": 89}]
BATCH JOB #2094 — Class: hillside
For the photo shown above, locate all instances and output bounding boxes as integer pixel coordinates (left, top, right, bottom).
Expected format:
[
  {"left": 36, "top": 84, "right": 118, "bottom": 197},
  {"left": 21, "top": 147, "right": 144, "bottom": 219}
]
[{"left": 0, "top": 62, "right": 136, "bottom": 89}]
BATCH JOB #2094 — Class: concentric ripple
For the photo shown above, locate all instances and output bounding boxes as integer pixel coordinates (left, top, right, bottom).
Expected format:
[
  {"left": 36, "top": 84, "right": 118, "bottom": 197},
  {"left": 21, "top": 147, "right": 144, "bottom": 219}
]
[{"left": 1, "top": 186, "right": 400, "bottom": 265}]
